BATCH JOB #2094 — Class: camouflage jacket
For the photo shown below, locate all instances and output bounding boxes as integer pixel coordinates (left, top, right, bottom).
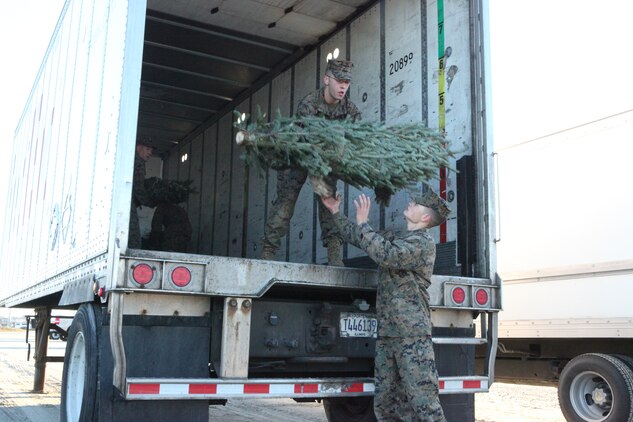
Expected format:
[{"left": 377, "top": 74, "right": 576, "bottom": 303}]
[
  {"left": 296, "top": 88, "right": 361, "bottom": 121},
  {"left": 334, "top": 214, "right": 435, "bottom": 337},
  {"left": 133, "top": 153, "right": 152, "bottom": 207}
]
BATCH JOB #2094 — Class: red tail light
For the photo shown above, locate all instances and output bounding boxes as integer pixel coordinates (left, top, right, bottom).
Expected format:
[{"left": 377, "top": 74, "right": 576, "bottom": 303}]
[
  {"left": 452, "top": 287, "right": 466, "bottom": 304},
  {"left": 132, "top": 263, "right": 154, "bottom": 285},
  {"left": 171, "top": 266, "right": 191, "bottom": 287},
  {"left": 475, "top": 288, "right": 489, "bottom": 306}
]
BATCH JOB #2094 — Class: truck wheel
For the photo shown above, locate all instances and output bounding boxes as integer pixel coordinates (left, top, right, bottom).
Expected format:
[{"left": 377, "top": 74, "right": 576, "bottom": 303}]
[
  {"left": 558, "top": 353, "right": 633, "bottom": 422},
  {"left": 614, "top": 354, "right": 633, "bottom": 372},
  {"left": 323, "top": 397, "right": 377, "bottom": 422},
  {"left": 50, "top": 331, "right": 60, "bottom": 340},
  {"left": 60, "top": 304, "right": 99, "bottom": 422}
]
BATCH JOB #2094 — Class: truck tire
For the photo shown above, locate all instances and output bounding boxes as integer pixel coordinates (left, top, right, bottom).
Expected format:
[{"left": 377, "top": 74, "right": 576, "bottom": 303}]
[
  {"left": 614, "top": 354, "right": 633, "bottom": 372},
  {"left": 60, "top": 304, "right": 99, "bottom": 422},
  {"left": 558, "top": 353, "right": 633, "bottom": 422},
  {"left": 50, "top": 331, "right": 60, "bottom": 340},
  {"left": 323, "top": 397, "right": 377, "bottom": 422}
]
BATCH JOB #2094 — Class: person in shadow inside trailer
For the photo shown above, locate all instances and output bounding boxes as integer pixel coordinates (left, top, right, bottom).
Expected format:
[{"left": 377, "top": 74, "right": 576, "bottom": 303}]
[
  {"left": 129, "top": 138, "right": 154, "bottom": 249},
  {"left": 144, "top": 177, "right": 193, "bottom": 253}
]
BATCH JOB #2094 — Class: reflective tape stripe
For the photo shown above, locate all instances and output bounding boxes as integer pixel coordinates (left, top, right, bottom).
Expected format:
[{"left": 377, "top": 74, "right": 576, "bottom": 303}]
[
  {"left": 216, "top": 384, "right": 244, "bottom": 395},
  {"left": 295, "top": 383, "right": 319, "bottom": 394},
  {"left": 244, "top": 384, "right": 269, "bottom": 394},
  {"left": 127, "top": 381, "right": 374, "bottom": 397},
  {"left": 269, "top": 383, "right": 295, "bottom": 394},
  {"left": 440, "top": 379, "right": 484, "bottom": 391},
  {"left": 129, "top": 383, "right": 160, "bottom": 395},
  {"left": 189, "top": 384, "right": 216, "bottom": 394},
  {"left": 343, "top": 383, "right": 364, "bottom": 393},
  {"left": 127, "top": 378, "right": 485, "bottom": 398},
  {"left": 463, "top": 380, "right": 482, "bottom": 389},
  {"left": 160, "top": 384, "right": 189, "bottom": 395}
]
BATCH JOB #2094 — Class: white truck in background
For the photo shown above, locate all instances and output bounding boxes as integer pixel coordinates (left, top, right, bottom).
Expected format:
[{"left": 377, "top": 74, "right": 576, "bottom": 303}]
[
  {"left": 0, "top": 0, "right": 499, "bottom": 421},
  {"left": 494, "top": 110, "right": 633, "bottom": 422}
]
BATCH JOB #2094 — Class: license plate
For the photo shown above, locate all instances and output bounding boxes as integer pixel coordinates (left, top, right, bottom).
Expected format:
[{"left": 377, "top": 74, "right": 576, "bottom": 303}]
[{"left": 339, "top": 312, "right": 378, "bottom": 338}]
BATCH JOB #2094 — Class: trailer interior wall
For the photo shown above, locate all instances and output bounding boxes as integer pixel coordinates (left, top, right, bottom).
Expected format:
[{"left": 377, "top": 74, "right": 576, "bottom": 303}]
[
  {"left": 159, "top": 0, "right": 482, "bottom": 274},
  {"left": 496, "top": 110, "right": 633, "bottom": 338}
]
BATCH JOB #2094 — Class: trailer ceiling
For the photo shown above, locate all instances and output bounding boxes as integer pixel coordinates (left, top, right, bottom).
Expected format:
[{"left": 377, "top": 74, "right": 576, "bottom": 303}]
[{"left": 141, "top": 0, "right": 375, "bottom": 156}]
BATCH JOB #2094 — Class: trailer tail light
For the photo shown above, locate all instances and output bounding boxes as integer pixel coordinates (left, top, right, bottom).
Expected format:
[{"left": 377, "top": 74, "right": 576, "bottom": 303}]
[
  {"left": 132, "top": 263, "right": 154, "bottom": 285},
  {"left": 124, "top": 259, "right": 204, "bottom": 291},
  {"left": 164, "top": 262, "right": 205, "bottom": 292},
  {"left": 171, "top": 266, "right": 192, "bottom": 287},
  {"left": 475, "top": 288, "right": 489, "bottom": 306},
  {"left": 444, "top": 282, "right": 495, "bottom": 309},
  {"left": 451, "top": 287, "right": 466, "bottom": 304}
]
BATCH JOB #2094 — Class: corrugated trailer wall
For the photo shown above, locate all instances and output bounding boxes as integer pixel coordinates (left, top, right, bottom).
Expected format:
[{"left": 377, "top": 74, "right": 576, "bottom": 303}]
[
  {"left": 164, "top": 0, "right": 473, "bottom": 269},
  {"left": 1, "top": 0, "right": 145, "bottom": 303}
]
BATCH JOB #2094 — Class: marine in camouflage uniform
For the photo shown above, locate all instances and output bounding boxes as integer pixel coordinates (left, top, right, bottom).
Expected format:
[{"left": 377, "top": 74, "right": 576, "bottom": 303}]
[
  {"left": 324, "top": 188, "right": 451, "bottom": 422},
  {"left": 262, "top": 59, "right": 361, "bottom": 265},
  {"left": 129, "top": 140, "right": 154, "bottom": 249}
]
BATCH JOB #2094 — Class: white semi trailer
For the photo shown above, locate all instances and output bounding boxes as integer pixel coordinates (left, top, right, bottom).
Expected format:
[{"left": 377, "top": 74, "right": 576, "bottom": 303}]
[
  {"left": 494, "top": 110, "right": 633, "bottom": 422},
  {"left": 0, "top": 0, "right": 499, "bottom": 421}
]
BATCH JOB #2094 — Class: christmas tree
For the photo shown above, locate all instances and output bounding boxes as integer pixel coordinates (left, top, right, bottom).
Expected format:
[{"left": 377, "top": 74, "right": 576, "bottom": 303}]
[
  {"left": 145, "top": 177, "right": 195, "bottom": 205},
  {"left": 235, "top": 109, "right": 455, "bottom": 201}
]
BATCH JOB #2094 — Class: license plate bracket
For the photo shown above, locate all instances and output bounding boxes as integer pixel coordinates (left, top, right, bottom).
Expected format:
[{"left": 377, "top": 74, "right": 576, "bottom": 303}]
[{"left": 339, "top": 312, "right": 378, "bottom": 338}]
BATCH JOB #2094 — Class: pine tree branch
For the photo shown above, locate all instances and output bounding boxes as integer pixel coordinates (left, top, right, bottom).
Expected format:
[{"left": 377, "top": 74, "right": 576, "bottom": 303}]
[{"left": 235, "top": 110, "right": 457, "bottom": 195}]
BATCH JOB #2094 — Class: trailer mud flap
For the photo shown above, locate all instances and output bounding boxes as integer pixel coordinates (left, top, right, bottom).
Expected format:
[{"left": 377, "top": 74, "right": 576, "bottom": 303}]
[
  {"left": 435, "top": 326, "right": 476, "bottom": 422},
  {"left": 98, "top": 306, "right": 212, "bottom": 421}
]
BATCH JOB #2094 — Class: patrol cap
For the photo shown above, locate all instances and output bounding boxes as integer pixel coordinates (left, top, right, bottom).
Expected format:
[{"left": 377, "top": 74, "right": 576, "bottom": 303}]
[
  {"left": 410, "top": 186, "right": 451, "bottom": 221},
  {"left": 326, "top": 59, "right": 353, "bottom": 81},
  {"left": 137, "top": 136, "right": 153, "bottom": 148}
]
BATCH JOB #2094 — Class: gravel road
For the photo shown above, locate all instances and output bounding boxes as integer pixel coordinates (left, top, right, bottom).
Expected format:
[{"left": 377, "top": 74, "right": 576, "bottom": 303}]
[{"left": 0, "top": 329, "right": 565, "bottom": 421}]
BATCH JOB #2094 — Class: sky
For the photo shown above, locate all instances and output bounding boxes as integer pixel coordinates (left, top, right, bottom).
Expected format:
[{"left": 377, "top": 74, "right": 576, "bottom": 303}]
[
  {"left": 0, "top": 1, "right": 632, "bottom": 312},
  {"left": 489, "top": 0, "right": 633, "bottom": 149}
]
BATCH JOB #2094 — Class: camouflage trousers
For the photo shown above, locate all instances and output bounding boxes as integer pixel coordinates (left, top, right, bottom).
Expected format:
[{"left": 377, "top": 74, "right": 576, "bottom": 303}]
[
  {"left": 263, "top": 168, "right": 341, "bottom": 250},
  {"left": 374, "top": 336, "right": 446, "bottom": 422},
  {"left": 128, "top": 203, "right": 142, "bottom": 249}
]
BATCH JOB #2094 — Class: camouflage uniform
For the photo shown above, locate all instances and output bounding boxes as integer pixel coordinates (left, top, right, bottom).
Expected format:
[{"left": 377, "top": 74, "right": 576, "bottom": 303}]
[
  {"left": 129, "top": 152, "right": 153, "bottom": 249},
  {"left": 263, "top": 61, "right": 361, "bottom": 258},
  {"left": 148, "top": 202, "right": 192, "bottom": 252},
  {"left": 333, "top": 214, "right": 446, "bottom": 421}
]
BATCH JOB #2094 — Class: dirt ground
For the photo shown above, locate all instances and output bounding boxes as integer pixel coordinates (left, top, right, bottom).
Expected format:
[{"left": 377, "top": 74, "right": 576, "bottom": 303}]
[
  {"left": 0, "top": 329, "right": 565, "bottom": 421},
  {"left": 476, "top": 383, "right": 565, "bottom": 422}
]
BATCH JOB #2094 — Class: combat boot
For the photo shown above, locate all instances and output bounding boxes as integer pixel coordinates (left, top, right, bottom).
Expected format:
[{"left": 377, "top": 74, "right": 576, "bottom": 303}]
[
  {"left": 326, "top": 240, "right": 344, "bottom": 267},
  {"left": 260, "top": 244, "right": 277, "bottom": 261}
]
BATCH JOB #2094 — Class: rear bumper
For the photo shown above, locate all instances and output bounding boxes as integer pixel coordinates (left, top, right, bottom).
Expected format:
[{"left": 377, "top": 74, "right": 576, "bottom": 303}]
[{"left": 125, "top": 376, "right": 490, "bottom": 400}]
